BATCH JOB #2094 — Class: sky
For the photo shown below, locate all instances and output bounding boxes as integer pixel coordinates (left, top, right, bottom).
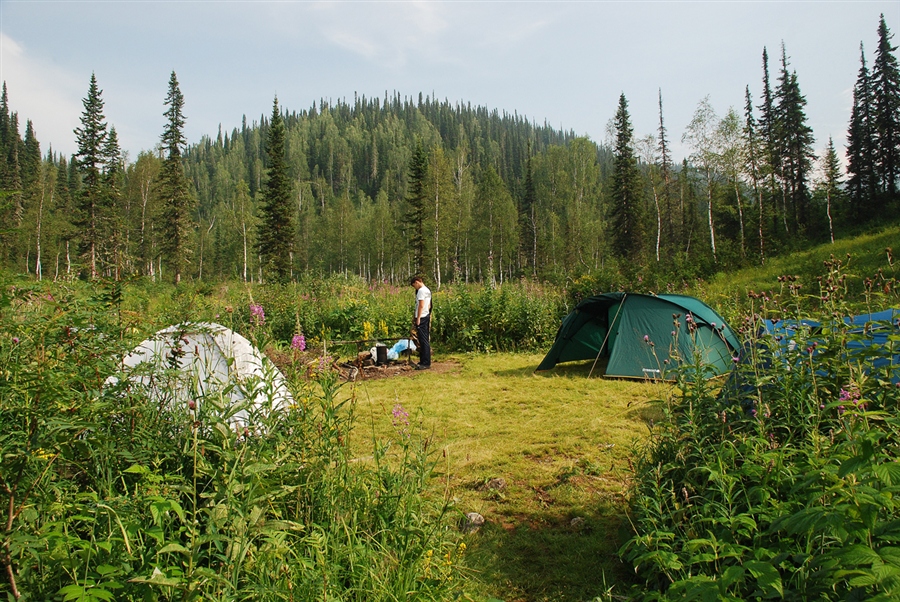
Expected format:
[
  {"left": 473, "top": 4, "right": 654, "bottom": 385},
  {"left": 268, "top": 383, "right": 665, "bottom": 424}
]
[{"left": 1, "top": 1, "right": 897, "bottom": 165}]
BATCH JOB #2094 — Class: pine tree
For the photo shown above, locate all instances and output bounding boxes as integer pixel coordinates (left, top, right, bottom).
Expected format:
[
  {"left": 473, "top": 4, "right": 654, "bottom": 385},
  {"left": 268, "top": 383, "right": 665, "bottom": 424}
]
[
  {"left": 73, "top": 73, "right": 108, "bottom": 278},
  {"left": 846, "top": 44, "right": 878, "bottom": 221},
  {"left": 406, "top": 141, "right": 428, "bottom": 275},
  {"left": 609, "top": 93, "right": 643, "bottom": 261},
  {"left": 156, "top": 71, "right": 194, "bottom": 284},
  {"left": 257, "top": 96, "right": 295, "bottom": 282},
  {"left": 872, "top": 14, "right": 900, "bottom": 198}
]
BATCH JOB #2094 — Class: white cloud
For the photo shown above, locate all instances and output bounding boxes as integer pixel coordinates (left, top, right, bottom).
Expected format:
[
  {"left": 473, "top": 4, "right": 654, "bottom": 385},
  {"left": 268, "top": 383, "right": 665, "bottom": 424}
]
[{"left": 0, "top": 32, "right": 84, "bottom": 156}]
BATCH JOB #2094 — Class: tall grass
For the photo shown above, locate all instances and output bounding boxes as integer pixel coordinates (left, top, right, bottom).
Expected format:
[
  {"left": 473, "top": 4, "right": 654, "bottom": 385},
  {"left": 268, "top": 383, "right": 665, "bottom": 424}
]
[
  {"left": 620, "top": 255, "right": 900, "bottom": 600},
  {"left": 0, "top": 278, "right": 462, "bottom": 601}
]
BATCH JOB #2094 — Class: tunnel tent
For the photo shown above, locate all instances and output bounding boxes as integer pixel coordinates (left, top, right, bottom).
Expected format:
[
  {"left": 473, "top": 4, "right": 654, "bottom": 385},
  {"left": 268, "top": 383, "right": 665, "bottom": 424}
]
[
  {"left": 536, "top": 292, "right": 741, "bottom": 379},
  {"left": 113, "top": 322, "right": 293, "bottom": 426}
]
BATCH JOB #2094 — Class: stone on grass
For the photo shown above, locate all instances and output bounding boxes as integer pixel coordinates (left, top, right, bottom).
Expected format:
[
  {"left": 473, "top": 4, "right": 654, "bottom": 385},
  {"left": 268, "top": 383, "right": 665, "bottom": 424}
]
[{"left": 459, "top": 512, "right": 485, "bottom": 533}]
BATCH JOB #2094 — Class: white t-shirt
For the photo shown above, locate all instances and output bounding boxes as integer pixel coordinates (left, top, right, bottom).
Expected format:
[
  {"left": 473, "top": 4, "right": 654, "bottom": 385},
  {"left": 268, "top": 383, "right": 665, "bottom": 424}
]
[{"left": 415, "top": 285, "right": 432, "bottom": 318}]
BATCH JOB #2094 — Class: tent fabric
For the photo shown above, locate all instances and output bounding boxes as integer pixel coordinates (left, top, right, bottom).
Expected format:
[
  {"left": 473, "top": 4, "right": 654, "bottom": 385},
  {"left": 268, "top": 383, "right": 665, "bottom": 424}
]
[
  {"left": 757, "top": 309, "right": 900, "bottom": 383},
  {"left": 537, "top": 293, "right": 740, "bottom": 379},
  {"left": 116, "top": 322, "right": 293, "bottom": 425}
]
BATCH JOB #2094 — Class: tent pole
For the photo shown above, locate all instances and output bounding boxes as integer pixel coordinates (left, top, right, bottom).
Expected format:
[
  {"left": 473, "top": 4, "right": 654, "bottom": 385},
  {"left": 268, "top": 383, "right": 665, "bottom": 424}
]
[{"left": 589, "top": 294, "right": 626, "bottom": 378}]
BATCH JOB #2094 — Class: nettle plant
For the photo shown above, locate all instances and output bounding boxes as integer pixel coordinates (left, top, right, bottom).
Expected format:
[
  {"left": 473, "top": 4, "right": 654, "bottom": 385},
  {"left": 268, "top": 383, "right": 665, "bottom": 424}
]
[
  {"left": 621, "top": 257, "right": 900, "bottom": 601},
  {"left": 0, "top": 280, "right": 461, "bottom": 602}
]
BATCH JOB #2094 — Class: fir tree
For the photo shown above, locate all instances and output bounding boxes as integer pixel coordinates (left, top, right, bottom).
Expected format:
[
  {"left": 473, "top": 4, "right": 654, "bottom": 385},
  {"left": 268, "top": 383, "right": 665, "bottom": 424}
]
[
  {"left": 609, "top": 93, "right": 643, "bottom": 261},
  {"left": 73, "top": 73, "right": 108, "bottom": 278},
  {"left": 872, "top": 14, "right": 900, "bottom": 198},
  {"left": 156, "top": 71, "right": 194, "bottom": 284},
  {"left": 846, "top": 44, "right": 878, "bottom": 221},
  {"left": 257, "top": 96, "right": 295, "bottom": 282}
]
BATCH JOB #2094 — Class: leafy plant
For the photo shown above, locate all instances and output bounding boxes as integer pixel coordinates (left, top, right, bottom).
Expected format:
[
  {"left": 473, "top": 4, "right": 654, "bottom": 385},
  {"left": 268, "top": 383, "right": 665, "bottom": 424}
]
[{"left": 620, "top": 256, "right": 900, "bottom": 600}]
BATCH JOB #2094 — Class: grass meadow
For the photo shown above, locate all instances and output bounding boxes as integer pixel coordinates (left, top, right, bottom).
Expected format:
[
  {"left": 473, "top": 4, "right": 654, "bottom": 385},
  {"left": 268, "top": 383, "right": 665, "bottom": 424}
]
[
  {"left": 353, "top": 353, "right": 665, "bottom": 601},
  {"left": 2, "top": 225, "right": 899, "bottom": 601}
]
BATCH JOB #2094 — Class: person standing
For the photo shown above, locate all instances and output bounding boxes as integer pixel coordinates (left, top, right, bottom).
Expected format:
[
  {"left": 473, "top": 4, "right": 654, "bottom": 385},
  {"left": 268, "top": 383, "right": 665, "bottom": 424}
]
[{"left": 410, "top": 276, "right": 432, "bottom": 370}]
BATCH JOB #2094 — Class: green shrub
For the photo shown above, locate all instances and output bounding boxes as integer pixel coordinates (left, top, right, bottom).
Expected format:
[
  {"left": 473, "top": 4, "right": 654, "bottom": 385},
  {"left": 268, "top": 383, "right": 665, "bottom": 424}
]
[
  {"left": 0, "top": 277, "right": 461, "bottom": 601},
  {"left": 620, "top": 257, "right": 900, "bottom": 600}
]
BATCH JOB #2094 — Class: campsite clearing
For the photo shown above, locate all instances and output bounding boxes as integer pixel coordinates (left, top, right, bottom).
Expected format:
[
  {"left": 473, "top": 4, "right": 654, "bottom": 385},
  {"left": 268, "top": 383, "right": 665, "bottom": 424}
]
[{"left": 353, "top": 352, "right": 665, "bottom": 601}]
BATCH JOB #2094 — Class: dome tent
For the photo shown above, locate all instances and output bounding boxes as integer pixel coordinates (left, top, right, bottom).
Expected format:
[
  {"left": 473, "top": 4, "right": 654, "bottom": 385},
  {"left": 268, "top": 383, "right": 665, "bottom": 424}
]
[
  {"left": 536, "top": 293, "right": 740, "bottom": 379},
  {"left": 116, "top": 322, "right": 293, "bottom": 425}
]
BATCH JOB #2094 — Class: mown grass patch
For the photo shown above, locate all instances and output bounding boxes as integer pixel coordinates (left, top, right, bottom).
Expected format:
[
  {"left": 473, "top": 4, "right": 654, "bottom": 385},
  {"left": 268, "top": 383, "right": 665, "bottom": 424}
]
[{"left": 354, "top": 353, "right": 664, "bottom": 601}]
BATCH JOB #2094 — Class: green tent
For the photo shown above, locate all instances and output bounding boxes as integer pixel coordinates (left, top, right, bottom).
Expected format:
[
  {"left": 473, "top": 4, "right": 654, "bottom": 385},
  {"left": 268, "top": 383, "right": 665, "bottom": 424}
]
[{"left": 536, "top": 293, "right": 741, "bottom": 379}]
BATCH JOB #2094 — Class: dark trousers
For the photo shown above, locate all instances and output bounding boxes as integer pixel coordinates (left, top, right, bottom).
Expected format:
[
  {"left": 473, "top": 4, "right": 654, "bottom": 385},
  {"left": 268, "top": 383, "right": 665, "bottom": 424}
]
[{"left": 416, "top": 315, "right": 431, "bottom": 366}]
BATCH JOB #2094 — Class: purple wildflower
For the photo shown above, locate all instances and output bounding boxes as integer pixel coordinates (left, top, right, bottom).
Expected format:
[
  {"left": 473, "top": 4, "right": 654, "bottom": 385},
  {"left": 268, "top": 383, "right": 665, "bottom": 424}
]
[
  {"left": 392, "top": 404, "right": 409, "bottom": 426},
  {"left": 291, "top": 334, "right": 307, "bottom": 351},
  {"left": 643, "top": 335, "right": 650, "bottom": 342},
  {"left": 12, "top": 337, "right": 19, "bottom": 344},
  {"left": 249, "top": 303, "right": 265, "bottom": 326}
]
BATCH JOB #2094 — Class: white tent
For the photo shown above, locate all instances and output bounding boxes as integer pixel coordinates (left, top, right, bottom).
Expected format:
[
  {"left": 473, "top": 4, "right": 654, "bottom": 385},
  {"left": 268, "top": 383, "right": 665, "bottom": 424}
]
[{"left": 116, "top": 322, "right": 293, "bottom": 426}]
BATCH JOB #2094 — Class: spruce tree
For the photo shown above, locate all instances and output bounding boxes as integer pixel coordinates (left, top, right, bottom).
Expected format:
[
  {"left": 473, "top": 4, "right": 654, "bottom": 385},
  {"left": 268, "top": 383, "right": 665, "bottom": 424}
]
[
  {"left": 102, "top": 127, "right": 125, "bottom": 278},
  {"left": 744, "top": 86, "right": 766, "bottom": 262},
  {"left": 406, "top": 141, "right": 428, "bottom": 275},
  {"left": 156, "top": 71, "right": 194, "bottom": 284},
  {"left": 609, "top": 93, "right": 643, "bottom": 261},
  {"left": 846, "top": 44, "right": 878, "bottom": 221},
  {"left": 73, "top": 73, "right": 108, "bottom": 278},
  {"left": 774, "top": 45, "right": 815, "bottom": 233},
  {"left": 657, "top": 89, "right": 675, "bottom": 253},
  {"left": 519, "top": 144, "right": 537, "bottom": 276},
  {"left": 257, "top": 96, "right": 295, "bottom": 282},
  {"left": 872, "top": 14, "right": 900, "bottom": 198},
  {"left": 818, "top": 137, "right": 843, "bottom": 244}
]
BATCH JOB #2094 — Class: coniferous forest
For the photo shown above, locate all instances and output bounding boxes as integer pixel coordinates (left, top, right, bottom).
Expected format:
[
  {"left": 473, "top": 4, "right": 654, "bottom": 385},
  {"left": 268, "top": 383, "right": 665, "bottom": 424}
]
[{"left": 0, "top": 15, "right": 898, "bottom": 288}]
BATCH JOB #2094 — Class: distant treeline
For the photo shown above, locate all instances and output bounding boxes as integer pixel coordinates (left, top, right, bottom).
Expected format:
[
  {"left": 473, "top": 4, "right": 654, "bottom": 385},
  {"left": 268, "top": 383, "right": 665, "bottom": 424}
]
[{"left": 0, "top": 14, "right": 897, "bottom": 287}]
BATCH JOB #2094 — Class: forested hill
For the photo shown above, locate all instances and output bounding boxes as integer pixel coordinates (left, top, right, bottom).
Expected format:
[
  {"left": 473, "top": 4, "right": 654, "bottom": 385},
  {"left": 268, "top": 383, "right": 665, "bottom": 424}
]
[
  {"left": 0, "top": 14, "right": 897, "bottom": 286},
  {"left": 203, "top": 93, "right": 582, "bottom": 202},
  {"left": 182, "top": 92, "right": 608, "bottom": 283}
]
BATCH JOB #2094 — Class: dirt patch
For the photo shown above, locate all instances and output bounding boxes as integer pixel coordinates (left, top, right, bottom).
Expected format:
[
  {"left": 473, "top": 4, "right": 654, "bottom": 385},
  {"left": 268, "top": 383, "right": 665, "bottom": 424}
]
[
  {"left": 346, "top": 359, "right": 461, "bottom": 381},
  {"left": 265, "top": 346, "right": 460, "bottom": 382}
]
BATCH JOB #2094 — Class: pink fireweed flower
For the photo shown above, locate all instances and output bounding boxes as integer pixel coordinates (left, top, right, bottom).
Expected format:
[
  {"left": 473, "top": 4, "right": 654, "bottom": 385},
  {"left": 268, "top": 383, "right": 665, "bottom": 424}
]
[
  {"left": 291, "top": 334, "right": 306, "bottom": 351},
  {"left": 249, "top": 303, "right": 265, "bottom": 326},
  {"left": 392, "top": 404, "right": 409, "bottom": 427}
]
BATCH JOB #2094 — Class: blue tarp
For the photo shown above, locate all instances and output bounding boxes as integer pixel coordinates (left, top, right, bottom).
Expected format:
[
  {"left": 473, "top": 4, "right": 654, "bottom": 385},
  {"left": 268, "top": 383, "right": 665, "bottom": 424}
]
[{"left": 756, "top": 308, "right": 900, "bottom": 384}]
